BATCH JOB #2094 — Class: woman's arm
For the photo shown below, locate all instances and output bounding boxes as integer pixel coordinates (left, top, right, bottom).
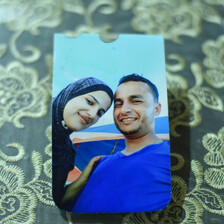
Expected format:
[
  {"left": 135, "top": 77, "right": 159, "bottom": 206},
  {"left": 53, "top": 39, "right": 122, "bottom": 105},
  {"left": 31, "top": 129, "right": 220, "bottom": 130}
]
[{"left": 61, "top": 155, "right": 104, "bottom": 205}]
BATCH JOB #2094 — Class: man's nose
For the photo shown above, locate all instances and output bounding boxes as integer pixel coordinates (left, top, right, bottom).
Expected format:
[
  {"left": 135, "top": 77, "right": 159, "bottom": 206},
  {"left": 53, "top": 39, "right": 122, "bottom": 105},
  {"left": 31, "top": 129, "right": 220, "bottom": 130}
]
[{"left": 121, "top": 102, "right": 132, "bottom": 114}]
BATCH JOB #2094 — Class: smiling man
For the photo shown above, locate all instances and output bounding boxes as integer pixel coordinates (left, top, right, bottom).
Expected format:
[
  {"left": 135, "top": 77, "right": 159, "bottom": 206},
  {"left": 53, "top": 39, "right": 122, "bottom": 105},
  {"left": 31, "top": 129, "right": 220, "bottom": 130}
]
[
  {"left": 70, "top": 74, "right": 171, "bottom": 213},
  {"left": 113, "top": 76, "right": 162, "bottom": 153}
]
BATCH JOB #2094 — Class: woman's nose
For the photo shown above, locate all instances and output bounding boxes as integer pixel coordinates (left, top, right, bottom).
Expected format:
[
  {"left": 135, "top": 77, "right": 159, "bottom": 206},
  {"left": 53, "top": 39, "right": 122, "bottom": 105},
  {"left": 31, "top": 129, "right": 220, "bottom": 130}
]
[{"left": 87, "top": 107, "right": 98, "bottom": 119}]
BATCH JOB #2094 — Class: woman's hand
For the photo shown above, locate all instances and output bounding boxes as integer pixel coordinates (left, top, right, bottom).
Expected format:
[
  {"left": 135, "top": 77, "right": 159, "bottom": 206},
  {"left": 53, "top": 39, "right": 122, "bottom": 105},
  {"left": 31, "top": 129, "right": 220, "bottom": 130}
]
[
  {"left": 61, "top": 155, "right": 104, "bottom": 205},
  {"left": 78, "top": 155, "right": 104, "bottom": 185}
]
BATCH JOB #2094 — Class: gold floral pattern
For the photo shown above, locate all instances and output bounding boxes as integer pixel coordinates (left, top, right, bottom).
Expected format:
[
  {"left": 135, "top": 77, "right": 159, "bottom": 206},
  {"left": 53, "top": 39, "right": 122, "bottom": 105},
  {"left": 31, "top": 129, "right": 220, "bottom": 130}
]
[
  {"left": 202, "top": 35, "right": 224, "bottom": 88},
  {"left": 2, "top": 0, "right": 118, "bottom": 62},
  {"left": 1, "top": 0, "right": 62, "bottom": 63},
  {"left": 130, "top": 0, "right": 201, "bottom": 43},
  {"left": 0, "top": 44, "right": 7, "bottom": 58},
  {"left": 0, "top": 0, "right": 224, "bottom": 223},
  {"left": 191, "top": 0, "right": 222, "bottom": 25},
  {"left": 0, "top": 143, "right": 25, "bottom": 162},
  {"left": 166, "top": 55, "right": 202, "bottom": 137},
  {"left": 0, "top": 160, "right": 37, "bottom": 224},
  {"left": 203, "top": 127, "right": 224, "bottom": 189},
  {"left": 188, "top": 160, "right": 224, "bottom": 216},
  {"left": 189, "top": 63, "right": 224, "bottom": 112},
  {"left": 129, "top": 0, "right": 223, "bottom": 43},
  {"left": 203, "top": 0, "right": 224, "bottom": 6},
  {"left": 0, "top": 0, "right": 62, "bottom": 33},
  {"left": 0, "top": 62, "right": 49, "bottom": 128},
  {"left": 0, "top": 141, "right": 54, "bottom": 223},
  {"left": 44, "top": 126, "right": 52, "bottom": 178},
  {"left": 166, "top": 54, "right": 223, "bottom": 137},
  {"left": 64, "top": 0, "right": 118, "bottom": 42},
  {"left": 122, "top": 213, "right": 153, "bottom": 224},
  {"left": 171, "top": 153, "right": 185, "bottom": 171}
]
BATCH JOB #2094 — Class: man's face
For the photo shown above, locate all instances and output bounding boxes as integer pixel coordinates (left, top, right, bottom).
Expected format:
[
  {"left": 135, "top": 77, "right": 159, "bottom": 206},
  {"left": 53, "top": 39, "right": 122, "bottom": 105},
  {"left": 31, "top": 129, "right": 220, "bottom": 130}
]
[{"left": 113, "top": 81, "right": 161, "bottom": 138}]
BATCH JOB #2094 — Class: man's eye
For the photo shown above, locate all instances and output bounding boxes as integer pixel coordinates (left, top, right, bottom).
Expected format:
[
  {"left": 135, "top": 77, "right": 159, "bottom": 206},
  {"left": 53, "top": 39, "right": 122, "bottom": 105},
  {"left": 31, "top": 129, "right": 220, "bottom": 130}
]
[
  {"left": 86, "top": 99, "right": 93, "bottom": 105},
  {"left": 97, "top": 111, "right": 104, "bottom": 117},
  {"left": 133, "top": 100, "right": 142, "bottom": 103},
  {"left": 114, "top": 104, "right": 122, "bottom": 108},
  {"left": 97, "top": 109, "right": 105, "bottom": 117}
]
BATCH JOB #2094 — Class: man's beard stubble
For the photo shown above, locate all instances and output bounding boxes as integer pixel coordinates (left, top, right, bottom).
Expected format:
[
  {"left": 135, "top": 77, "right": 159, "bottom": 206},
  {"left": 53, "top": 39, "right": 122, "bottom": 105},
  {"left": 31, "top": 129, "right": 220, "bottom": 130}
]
[{"left": 114, "top": 119, "right": 143, "bottom": 136}]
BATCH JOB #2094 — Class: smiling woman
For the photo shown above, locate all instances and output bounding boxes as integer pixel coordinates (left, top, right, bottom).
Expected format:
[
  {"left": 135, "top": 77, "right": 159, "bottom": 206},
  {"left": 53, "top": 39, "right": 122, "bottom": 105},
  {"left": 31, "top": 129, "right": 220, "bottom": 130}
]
[
  {"left": 63, "top": 91, "right": 111, "bottom": 131},
  {"left": 52, "top": 77, "right": 113, "bottom": 209}
]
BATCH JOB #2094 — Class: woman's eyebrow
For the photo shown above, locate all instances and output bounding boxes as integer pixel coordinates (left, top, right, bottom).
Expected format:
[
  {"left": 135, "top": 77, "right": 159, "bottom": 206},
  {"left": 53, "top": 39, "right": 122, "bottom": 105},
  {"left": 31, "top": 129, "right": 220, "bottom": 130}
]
[{"left": 89, "top": 94, "right": 99, "bottom": 103}]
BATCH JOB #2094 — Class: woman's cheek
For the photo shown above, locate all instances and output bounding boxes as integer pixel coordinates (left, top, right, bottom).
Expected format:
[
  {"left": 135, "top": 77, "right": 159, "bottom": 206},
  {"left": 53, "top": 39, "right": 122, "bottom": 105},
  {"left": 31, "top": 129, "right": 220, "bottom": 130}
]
[{"left": 92, "top": 117, "right": 99, "bottom": 125}]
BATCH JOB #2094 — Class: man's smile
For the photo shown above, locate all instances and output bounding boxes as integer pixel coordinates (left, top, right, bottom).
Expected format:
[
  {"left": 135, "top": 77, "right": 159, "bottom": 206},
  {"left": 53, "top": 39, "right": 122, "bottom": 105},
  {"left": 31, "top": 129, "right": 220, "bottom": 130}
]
[{"left": 120, "top": 117, "right": 137, "bottom": 124}]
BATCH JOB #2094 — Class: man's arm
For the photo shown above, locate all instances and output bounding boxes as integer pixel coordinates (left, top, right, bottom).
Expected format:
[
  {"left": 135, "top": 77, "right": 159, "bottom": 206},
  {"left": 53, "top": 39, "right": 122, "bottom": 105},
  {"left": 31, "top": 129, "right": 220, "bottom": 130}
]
[{"left": 61, "top": 155, "right": 104, "bottom": 205}]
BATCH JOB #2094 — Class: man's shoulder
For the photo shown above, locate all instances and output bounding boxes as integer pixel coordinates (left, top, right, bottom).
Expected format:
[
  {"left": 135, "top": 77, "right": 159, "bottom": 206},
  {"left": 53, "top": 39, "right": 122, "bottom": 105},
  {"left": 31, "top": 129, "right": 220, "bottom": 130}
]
[
  {"left": 156, "top": 140, "right": 169, "bottom": 147},
  {"left": 149, "top": 140, "right": 169, "bottom": 147},
  {"left": 144, "top": 140, "right": 170, "bottom": 154}
]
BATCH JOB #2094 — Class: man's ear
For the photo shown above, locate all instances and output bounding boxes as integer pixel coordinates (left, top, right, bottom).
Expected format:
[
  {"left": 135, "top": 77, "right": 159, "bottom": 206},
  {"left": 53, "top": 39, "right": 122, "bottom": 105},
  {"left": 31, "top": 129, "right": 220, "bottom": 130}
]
[{"left": 154, "top": 102, "right": 161, "bottom": 116}]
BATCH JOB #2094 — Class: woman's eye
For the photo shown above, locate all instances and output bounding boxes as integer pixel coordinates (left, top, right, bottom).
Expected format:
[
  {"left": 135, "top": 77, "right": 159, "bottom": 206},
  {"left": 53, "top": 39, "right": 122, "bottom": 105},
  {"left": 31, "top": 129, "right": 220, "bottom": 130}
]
[{"left": 86, "top": 99, "right": 93, "bottom": 105}]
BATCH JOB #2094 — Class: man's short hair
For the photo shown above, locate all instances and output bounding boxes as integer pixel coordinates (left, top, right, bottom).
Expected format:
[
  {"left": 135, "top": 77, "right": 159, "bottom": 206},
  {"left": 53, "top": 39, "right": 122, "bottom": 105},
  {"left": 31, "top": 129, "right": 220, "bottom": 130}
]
[{"left": 117, "top": 73, "right": 159, "bottom": 102}]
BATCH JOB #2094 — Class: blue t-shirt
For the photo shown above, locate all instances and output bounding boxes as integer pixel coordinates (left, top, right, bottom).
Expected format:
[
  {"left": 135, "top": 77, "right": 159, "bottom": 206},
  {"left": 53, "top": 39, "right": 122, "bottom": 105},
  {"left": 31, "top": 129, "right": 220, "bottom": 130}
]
[{"left": 71, "top": 141, "right": 171, "bottom": 213}]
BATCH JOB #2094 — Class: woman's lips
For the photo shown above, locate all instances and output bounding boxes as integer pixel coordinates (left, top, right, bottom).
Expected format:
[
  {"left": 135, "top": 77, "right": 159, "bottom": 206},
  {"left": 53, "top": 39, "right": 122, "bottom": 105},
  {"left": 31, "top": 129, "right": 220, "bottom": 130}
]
[{"left": 79, "top": 114, "right": 89, "bottom": 124}]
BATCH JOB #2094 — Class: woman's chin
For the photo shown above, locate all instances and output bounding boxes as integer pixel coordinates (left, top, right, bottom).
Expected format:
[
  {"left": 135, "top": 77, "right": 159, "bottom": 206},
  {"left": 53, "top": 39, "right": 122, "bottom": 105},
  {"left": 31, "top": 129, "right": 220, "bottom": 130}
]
[{"left": 67, "top": 120, "right": 93, "bottom": 132}]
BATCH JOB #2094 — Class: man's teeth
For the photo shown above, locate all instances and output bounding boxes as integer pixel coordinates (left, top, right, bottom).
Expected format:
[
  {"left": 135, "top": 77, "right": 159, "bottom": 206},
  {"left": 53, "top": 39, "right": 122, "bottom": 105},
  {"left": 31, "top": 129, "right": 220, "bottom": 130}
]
[{"left": 122, "top": 118, "right": 136, "bottom": 121}]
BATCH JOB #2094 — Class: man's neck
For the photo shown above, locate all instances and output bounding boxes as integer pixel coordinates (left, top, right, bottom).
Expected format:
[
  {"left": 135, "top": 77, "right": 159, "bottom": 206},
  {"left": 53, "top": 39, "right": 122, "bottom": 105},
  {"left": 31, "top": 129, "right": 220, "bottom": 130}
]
[{"left": 122, "top": 133, "right": 162, "bottom": 155}]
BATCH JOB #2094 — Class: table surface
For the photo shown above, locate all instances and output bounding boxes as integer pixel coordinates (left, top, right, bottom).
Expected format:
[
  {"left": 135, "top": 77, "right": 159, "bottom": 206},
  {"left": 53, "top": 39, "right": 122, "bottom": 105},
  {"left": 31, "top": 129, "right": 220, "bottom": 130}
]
[{"left": 0, "top": 0, "right": 224, "bottom": 223}]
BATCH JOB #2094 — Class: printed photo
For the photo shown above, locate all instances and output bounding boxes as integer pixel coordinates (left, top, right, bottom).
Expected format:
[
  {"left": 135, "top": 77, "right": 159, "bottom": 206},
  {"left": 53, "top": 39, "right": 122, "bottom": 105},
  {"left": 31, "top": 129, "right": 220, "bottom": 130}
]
[{"left": 52, "top": 34, "right": 171, "bottom": 213}]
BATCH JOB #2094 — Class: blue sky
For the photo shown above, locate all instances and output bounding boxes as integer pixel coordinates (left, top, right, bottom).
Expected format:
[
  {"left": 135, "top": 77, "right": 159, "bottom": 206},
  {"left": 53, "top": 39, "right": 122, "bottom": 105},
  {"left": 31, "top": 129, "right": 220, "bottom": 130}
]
[{"left": 53, "top": 34, "right": 168, "bottom": 127}]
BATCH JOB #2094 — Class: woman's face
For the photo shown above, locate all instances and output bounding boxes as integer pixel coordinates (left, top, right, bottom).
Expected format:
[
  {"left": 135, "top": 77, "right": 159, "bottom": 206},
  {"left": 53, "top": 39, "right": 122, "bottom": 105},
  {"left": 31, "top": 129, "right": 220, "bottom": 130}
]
[{"left": 63, "top": 90, "right": 112, "bottom": 131}]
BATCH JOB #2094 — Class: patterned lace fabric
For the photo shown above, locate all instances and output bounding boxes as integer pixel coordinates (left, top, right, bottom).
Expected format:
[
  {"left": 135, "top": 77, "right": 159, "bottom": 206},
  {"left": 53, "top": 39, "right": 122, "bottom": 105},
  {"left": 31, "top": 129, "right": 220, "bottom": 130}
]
[{"left": 0, "top": 0, "right": 224, "bottom": 223}]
